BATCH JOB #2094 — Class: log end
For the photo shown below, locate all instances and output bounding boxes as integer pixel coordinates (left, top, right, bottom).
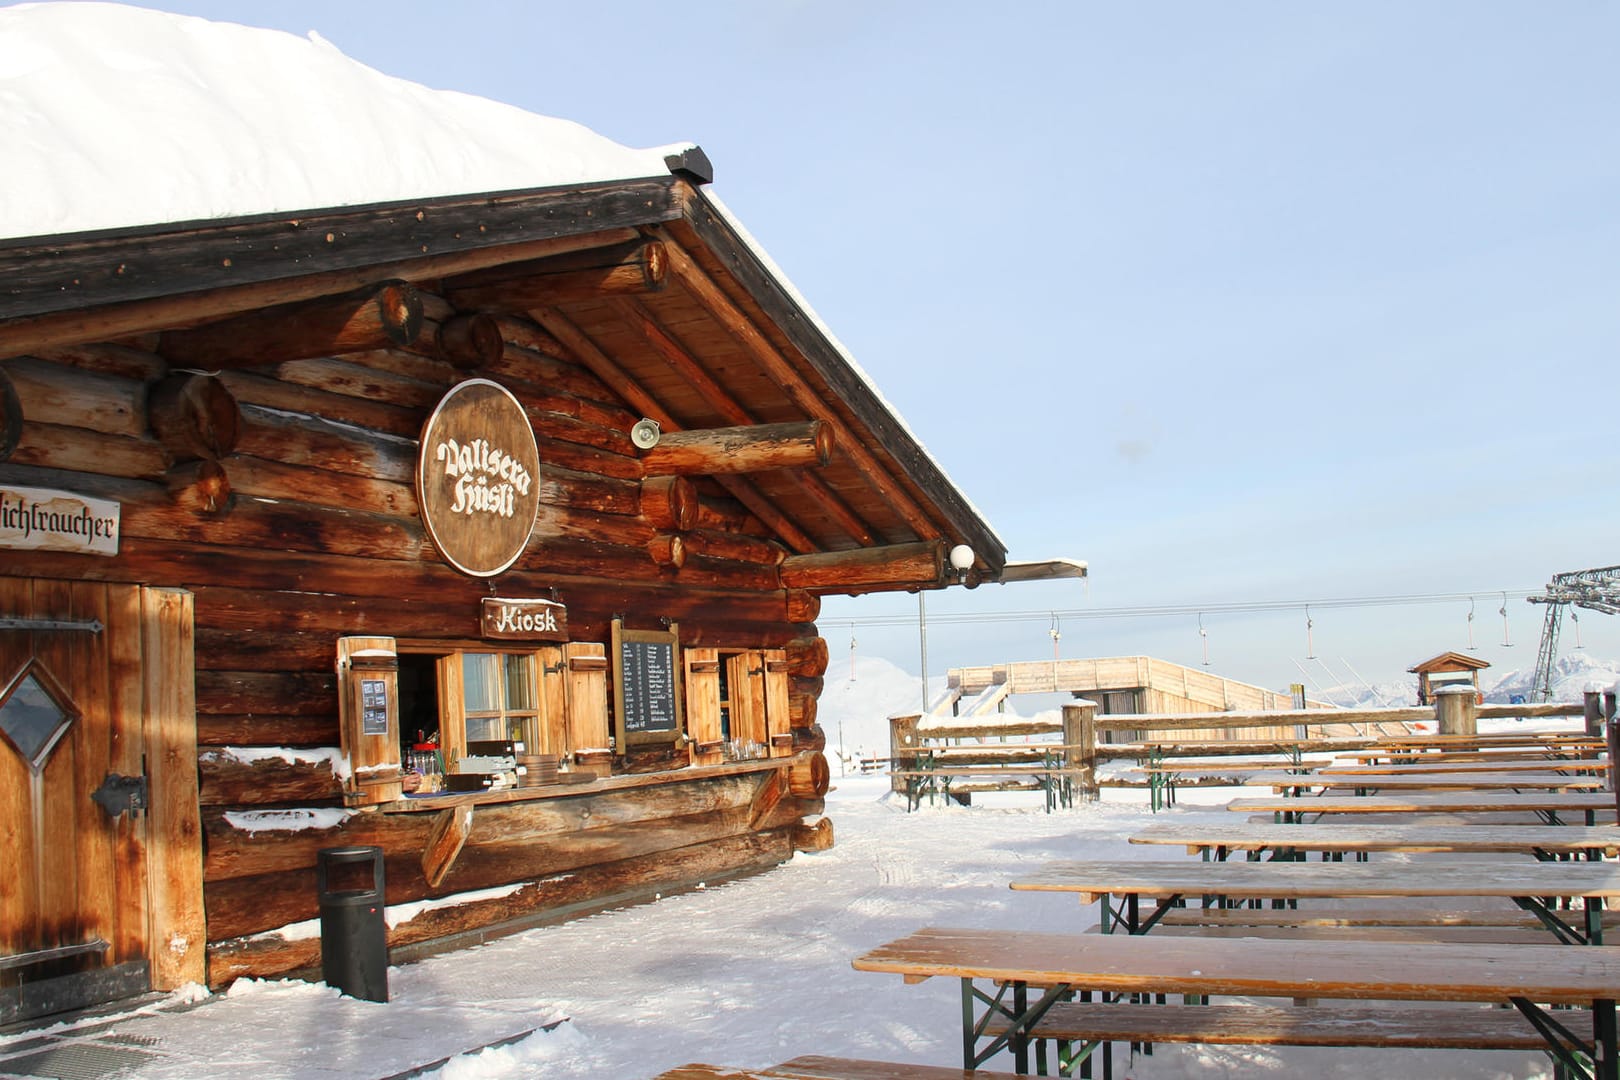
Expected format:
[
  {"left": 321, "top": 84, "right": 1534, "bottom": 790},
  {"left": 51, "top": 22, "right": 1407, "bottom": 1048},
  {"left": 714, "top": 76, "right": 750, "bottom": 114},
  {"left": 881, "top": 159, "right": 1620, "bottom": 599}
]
[
  {"left": 377, "top": 281, "right": 426, "bottom": 347},
  {"left": 791, "top": 816, "right": 834, "bottom": 853},
  {"left": 435, "top": 313, "right": 505, "bottom": 371},
  {"left": 788, "top": 752, "right": 830, "bottom": 798},
  {"left": 0, "top": 369, "right": 18, "bottom": 461}
]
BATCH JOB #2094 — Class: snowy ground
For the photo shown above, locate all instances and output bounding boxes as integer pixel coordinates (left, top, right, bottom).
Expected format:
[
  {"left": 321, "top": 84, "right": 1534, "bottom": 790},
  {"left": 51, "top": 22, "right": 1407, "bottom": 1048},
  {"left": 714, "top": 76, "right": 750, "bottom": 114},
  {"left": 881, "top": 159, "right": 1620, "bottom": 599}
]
[{"left": 4, "top": 753, "right": 1578, "bottom": 1080}]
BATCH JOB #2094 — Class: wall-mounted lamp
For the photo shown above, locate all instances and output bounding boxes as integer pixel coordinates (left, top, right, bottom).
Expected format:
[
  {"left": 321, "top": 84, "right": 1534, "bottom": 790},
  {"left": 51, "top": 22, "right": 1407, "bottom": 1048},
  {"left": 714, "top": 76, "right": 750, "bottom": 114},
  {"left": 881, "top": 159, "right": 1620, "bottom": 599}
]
[
  {"left": 947, "top": 543, "right": 975, "bottom": 584},
  {"left": 629, "top": 418, "right": 661, "bottom": 450}
]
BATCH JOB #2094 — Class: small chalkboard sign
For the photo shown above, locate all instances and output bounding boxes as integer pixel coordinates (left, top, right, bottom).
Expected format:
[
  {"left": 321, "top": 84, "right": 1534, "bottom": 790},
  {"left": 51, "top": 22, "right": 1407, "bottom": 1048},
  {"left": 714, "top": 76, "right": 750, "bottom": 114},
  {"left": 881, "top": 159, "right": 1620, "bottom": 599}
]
[
  {"left": 611, "top": 619, "right": 684, "bottom": 750},
  {"left": 360, "top": 678, "right": 389, "bottom": 735}
]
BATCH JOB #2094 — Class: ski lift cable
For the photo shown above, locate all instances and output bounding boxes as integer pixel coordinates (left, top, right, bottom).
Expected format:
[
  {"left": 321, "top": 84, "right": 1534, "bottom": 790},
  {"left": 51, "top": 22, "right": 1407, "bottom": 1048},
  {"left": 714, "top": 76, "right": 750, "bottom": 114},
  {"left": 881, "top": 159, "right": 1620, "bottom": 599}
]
[{"left": 833, "top": 588, "right": 1543, "bottom": 628}]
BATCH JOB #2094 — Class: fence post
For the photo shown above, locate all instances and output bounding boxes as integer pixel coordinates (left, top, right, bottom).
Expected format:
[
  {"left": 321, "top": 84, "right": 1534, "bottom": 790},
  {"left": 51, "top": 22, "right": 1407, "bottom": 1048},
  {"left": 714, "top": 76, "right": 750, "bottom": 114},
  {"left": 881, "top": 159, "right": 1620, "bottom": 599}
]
[
  {"left": 889, "top": 712, "right": 920, "bottom": 796},
  {"left": 1433, "top": 685, "right": 1477, "bottom": 737},
  {"left": 1064, "top": 699, "right": 1098, "bottom": 801},
  {"left": 1586, "top": 688, "right": 1605, "bottom": 738}
]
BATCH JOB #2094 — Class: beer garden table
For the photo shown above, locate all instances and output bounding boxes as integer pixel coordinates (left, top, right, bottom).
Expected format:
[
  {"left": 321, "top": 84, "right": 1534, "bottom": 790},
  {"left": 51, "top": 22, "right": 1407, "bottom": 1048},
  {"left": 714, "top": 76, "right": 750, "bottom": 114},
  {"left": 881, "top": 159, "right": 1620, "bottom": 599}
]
[
  {"left": 852, "top": 926, "right": 1620, "bottom": 1078},
  {"left": 1009, "top": 858, "right": 1620, "bottom": 944},
  {"left": 1126, "top": 820, "right": 1620, "bottom": 862}
]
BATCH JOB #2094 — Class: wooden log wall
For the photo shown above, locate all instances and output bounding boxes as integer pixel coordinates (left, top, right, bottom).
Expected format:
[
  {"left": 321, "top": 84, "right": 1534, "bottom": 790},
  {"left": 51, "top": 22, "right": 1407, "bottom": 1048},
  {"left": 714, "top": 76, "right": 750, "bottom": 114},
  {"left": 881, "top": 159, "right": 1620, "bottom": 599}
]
[{"left": 0, "top": 292, "right": 834, "bottom": 984}]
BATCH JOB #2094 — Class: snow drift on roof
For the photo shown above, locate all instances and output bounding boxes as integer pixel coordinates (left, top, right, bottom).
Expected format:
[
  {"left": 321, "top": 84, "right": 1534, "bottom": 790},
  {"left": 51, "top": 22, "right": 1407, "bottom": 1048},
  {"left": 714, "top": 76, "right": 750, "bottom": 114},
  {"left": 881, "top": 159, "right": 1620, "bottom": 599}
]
[{"left": 0, "top": 2, "right": 694, "bottom": 241}]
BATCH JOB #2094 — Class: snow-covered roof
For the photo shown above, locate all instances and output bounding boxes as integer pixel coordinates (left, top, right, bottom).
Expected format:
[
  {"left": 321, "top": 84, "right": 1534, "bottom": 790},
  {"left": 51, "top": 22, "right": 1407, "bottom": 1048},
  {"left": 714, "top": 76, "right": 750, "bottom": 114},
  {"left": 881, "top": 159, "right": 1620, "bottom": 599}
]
[{"left": 0, "top": 2, "right": 695, "bottom": 241}]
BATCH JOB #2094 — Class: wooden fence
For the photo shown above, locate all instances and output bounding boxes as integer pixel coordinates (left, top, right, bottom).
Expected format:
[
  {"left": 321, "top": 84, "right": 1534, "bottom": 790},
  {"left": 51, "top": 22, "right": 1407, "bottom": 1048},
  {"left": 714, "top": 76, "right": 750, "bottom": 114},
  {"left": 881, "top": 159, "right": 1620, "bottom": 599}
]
[{"left": 888, "top": 694, "right": 1595, "bottom": 801}]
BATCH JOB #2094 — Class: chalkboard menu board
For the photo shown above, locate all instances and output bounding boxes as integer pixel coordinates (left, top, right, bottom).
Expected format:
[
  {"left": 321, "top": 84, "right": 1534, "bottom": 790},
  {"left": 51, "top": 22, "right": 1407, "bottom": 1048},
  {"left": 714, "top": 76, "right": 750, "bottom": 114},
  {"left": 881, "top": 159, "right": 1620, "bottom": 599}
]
[{"left": 611, "top": 620, "right": 685, "bottom": 749}]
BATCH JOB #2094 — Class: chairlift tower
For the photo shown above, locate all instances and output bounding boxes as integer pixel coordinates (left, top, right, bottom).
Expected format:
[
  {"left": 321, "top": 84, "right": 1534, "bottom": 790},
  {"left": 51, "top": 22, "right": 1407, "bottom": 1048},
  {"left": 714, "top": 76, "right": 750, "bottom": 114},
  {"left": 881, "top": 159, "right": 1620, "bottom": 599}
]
[{"left": 1527, "top": 565, "right": 1620, "bottom": 701}]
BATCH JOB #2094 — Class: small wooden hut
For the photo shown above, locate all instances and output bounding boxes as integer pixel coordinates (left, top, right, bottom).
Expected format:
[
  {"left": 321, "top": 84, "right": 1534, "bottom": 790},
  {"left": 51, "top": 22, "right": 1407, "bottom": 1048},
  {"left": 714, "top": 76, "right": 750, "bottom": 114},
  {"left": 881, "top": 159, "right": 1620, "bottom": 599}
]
[
  {"left": 0, "top": 74, "right": 1009, "bottom": 1023},
  {"left": 1409, "top": 651, "right": 1491, "bottom": 706}
]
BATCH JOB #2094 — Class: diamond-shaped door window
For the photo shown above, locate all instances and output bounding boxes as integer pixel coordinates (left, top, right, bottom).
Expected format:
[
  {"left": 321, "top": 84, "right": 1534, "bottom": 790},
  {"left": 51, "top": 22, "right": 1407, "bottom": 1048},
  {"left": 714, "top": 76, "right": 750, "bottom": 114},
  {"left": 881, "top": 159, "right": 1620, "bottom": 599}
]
[{"left": 0, "top": 663, "right": 78, "bottom": 772}]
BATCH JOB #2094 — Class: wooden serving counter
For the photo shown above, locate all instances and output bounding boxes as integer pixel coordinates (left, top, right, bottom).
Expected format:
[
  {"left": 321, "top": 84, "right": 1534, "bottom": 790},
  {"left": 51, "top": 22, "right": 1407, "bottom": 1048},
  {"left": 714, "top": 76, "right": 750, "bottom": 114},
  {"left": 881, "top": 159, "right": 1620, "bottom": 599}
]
[{"left": 378, "top": 756, "right": 789, "bottom": 814}]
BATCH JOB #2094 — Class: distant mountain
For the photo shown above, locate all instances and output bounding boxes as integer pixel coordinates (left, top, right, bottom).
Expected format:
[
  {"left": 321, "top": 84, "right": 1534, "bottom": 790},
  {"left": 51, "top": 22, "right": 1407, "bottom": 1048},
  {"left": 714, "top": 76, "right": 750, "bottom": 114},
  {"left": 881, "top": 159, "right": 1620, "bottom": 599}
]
[
  {"left": 1309, "top": 653, "right": 1620, "bottom": 708},
  {"left": 1484, "top": 652, "right": 1620, "bottom": 703},
  {"left": 816, "top": 656, "right": 929, "bottom": 760}
]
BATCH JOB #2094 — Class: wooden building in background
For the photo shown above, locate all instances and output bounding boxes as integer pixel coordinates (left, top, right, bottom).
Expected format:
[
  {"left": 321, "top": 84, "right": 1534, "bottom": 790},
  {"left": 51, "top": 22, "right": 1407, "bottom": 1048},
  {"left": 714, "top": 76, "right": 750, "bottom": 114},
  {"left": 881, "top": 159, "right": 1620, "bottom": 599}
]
[
  {"left": 0, "top": 161, "right": 1005, "bottom": 1020},
  {"left": 1409, "top": 651, "right": 1491, "bottom": 705}
]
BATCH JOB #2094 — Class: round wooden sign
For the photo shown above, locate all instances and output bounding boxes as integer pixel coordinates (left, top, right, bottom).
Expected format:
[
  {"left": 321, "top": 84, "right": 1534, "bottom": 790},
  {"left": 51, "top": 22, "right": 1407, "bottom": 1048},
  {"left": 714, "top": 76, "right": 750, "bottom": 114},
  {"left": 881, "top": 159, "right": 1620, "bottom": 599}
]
[{"left": 417, "top": 379, "right": 540, "bottom": 578}]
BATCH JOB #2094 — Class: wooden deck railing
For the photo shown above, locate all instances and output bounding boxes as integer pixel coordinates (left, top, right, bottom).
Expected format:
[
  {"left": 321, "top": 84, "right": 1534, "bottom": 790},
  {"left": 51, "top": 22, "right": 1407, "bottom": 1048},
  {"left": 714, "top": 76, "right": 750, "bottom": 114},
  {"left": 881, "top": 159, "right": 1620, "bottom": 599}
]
[{"left": 887, "top": 693, "right": 1594, "bottom": 802}]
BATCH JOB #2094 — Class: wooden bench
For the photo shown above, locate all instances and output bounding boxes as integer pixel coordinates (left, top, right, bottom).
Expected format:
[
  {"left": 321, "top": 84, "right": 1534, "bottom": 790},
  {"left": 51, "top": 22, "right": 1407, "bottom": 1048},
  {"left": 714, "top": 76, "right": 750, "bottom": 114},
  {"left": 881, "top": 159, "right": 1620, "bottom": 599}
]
[
  {"left": 1117, "top": 759, "right": 1329, "bottom": 810},
  {"left": 1014, "top": 1001, "right": 1547, "bottom": 1077},
  {"left": 654, "top": 1056, "right": 1024, "bottom": 1079},
  {"left": 893, "top": 750, "right": 1083, "bottom": 812},
  {"left": 1151, "top": 903, "right": 1620, "bottom": 931}
]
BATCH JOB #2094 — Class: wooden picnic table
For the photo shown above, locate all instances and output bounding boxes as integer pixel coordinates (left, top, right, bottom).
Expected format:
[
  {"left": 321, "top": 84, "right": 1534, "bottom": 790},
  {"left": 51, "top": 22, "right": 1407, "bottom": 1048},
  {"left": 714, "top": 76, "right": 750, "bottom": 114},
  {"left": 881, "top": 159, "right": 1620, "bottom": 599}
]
[
  {"left": 1317, "top": 757, "right": 1609, "bottom": 776},
  {"left": 852, "top": 925, "right": 1620, "bottom": 1077},
  {"left": 1228, "top": 790, "right": 1620, "bottom": 825},
  {"left": 1127, "top": 820, "right": 1620, "bottom": 861},
  {"left": 891, "top": 764, "right": 1078, "bottom": 813},
  {"left": 1009, "top": 857, "right": 1620, "bottom": 944},
  {"left": 1349, "top": 747, "right": 1605, "bottom": 764},
  {"left": 1305, "top": 771, "right": 1608, "bottom": 794},
  {"left": 1374, "top": 732, "right": 1601, "bottom": 747},
  {"left": 1121, "top": 759, "right": 1330, "bottom": 811}
]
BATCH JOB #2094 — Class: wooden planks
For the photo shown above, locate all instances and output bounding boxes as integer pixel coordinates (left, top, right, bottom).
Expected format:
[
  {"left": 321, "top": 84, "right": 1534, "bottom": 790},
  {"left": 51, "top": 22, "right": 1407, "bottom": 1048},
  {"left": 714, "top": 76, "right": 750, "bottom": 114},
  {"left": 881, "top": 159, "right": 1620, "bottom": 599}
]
[
  {"left": 1009, "top": 857, "right": 1620, "bottom": 904},
  {"left": 853, "top": 925, "right": 1620, "bottom": 1004},
  {"left": 1127, "top": 821, "right": 1620, "bottom": 857}
]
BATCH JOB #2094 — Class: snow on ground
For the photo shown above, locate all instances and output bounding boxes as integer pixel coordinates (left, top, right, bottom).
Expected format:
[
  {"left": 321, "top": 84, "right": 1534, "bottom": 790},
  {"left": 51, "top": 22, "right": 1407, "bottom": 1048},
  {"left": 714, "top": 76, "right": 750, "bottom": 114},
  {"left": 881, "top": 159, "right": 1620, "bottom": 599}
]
[{"left": 5, "top": 741, "right": 1573, "bottom": 1079}]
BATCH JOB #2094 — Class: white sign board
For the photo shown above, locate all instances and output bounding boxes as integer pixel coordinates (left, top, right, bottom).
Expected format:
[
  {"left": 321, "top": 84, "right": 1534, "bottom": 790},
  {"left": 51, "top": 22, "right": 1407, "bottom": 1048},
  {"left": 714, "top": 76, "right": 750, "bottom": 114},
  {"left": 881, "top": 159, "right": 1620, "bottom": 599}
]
[{"left": 0, "top": 485, "right": 120, "bottom": 556}]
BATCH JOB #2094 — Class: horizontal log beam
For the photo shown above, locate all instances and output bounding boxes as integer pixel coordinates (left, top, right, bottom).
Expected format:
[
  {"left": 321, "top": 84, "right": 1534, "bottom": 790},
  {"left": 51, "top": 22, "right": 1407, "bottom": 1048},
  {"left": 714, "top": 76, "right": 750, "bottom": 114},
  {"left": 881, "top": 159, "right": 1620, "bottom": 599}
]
[
  {"left": 445, "top": 240, "right": 668, "bottom": 311},
  {"left": 639, "top": 421, "right": 832, "bottom": 476},
  {"left": 159, "top": 281, "right": 424, "bottom": 369},
  {"left": 204, "top": 826, "right": 793, "bottom": 985},
  {"left": 778, "top": 540, "right": 945, "bottom": 591},
  {"left": 2, "top": 355, "right": 145, "bottom": 438},
  {"left": 529, "top": 307, "right": 819, "bottom": 554}
]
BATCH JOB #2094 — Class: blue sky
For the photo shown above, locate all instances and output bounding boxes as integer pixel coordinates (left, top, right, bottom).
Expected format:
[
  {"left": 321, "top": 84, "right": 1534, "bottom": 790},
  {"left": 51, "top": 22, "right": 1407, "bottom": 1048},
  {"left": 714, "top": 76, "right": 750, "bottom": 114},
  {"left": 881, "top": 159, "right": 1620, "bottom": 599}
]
[{"left": 91, "top": 1, "right": 1620, "bottom": 695}]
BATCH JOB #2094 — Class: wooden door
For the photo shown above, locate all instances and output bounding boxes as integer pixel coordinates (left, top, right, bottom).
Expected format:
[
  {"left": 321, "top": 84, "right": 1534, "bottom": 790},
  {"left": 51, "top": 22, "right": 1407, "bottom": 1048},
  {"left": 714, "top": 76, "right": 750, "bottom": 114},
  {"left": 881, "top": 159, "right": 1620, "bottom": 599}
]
[{"left": 0, "top": 579, "right": 202, "bottom": 1024}]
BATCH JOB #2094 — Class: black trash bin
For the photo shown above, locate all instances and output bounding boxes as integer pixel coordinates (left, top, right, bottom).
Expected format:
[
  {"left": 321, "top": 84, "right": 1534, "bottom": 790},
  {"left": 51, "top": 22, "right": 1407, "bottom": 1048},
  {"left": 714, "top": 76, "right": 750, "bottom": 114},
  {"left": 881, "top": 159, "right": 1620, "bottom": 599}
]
[{"left": 317, "top": 845, "right": 388, "bottom": 1002}]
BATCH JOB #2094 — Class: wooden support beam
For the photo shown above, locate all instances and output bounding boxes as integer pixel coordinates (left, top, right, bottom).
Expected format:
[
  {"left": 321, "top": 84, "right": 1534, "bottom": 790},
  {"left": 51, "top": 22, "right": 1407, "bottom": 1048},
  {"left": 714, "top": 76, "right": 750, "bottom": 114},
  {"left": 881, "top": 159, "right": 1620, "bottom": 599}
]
[
  {"left": 779, "top": 540, "right": 946, "bottom": 592},
  {"left": 639, "top": 421, "right": 832, "bottom": 476},
  {"left": 620, "top": 298, "right": 877, "bottom": 544},
  {"left": 656, "top": 236, "right": 938, "bottom": 535},
  {"left": 422, "top": 804, "right": 475, "bottom": 888},
  {"left": 681, "top": 529, "right": 788, "bottom": 567},
  {"left": 444, "top": 240, "right": 668, "bottom": 311},
  {"left": 527, "top": 307, "right": 819, "bottom": 553},
  {"left": 159, "top": 281, "right": 425, "bottom": 369},
  {"left": 0, "top": 228, "right": 641, "bottom": 360}
]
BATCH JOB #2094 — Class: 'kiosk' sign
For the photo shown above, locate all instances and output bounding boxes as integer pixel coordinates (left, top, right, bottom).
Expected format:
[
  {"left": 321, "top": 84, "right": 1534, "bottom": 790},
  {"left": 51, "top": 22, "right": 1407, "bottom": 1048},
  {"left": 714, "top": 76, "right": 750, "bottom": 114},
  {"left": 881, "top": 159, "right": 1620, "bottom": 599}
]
[{"left": 417, "top": 379, "right": 541, "bottom": 578}]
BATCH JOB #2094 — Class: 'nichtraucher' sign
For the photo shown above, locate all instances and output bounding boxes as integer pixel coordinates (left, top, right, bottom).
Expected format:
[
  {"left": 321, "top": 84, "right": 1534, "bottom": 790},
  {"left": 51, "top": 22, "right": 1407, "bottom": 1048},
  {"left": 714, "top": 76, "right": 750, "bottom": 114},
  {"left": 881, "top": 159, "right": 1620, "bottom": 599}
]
[
  {"left": 417, "top": 379, "right": 540, "bottom": 578},
  {"left": 0, "top": 485, "right": 120, "bottom": 557}
]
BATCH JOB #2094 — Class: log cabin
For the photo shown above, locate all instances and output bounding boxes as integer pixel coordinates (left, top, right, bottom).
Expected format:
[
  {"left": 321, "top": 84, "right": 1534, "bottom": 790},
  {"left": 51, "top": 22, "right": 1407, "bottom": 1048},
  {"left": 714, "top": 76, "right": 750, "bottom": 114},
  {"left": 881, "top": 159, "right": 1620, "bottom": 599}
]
[{"left": 0, "top": 8, "right": 1014, "bottom": 1023}]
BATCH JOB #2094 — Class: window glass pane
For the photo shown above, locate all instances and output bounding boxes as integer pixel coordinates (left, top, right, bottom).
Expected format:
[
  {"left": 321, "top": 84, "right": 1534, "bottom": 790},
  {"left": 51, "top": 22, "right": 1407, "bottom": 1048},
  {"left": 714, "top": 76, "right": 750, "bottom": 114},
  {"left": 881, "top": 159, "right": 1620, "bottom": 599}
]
[
  {"left": 0, "top": 671, "right": 73, "bottom": 768},
  {"left": 465, "top": 714, "right": 505, "bottom": 743},
  {"left": 503, "top": 653, "right": 535, "bottom": 711},
  {"left": 462, "top": 653, "right": 500, "bottom": 712}
]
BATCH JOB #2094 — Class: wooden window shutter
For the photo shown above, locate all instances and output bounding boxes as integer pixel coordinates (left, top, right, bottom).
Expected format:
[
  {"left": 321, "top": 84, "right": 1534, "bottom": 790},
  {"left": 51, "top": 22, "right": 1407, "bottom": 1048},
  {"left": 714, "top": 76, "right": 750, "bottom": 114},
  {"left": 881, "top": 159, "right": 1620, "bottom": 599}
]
[
  {"left": 725, "top": 651, "right": 767, "bottom": 749},
  {"left": 763, "top": 648, "right": 793, "bottom": 758},
  {"left": 336, "top": 636, "right": 402, "bottom": 804},
  {"left": 684, "top": 648, "right": 723, "bottom": 765},
  {"left": 534, "top": 644, "right": 568, "bottom": 756},
  {"left": 563, "top": 642, "right": 610, "bottom": 755}
]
